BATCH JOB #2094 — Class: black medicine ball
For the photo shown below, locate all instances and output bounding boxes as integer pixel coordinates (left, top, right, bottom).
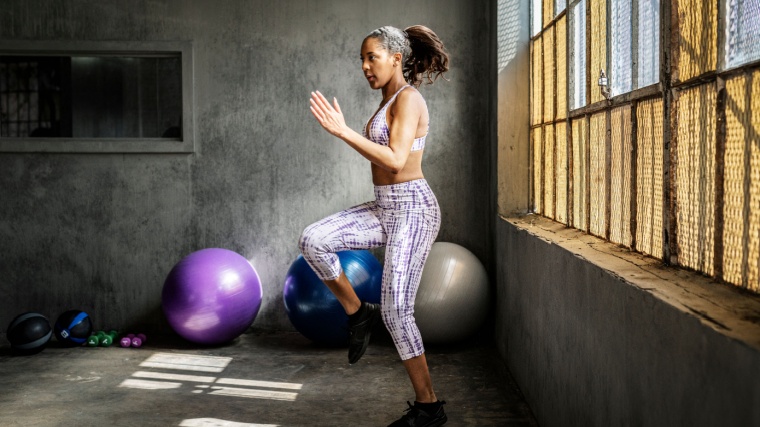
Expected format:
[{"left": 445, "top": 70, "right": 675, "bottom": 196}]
[
  {"left": 54, "top": 310, "right": 92, "bottom": 346},
  {"left": 7, "top": 312, "right": 53, "bottom": 355}
]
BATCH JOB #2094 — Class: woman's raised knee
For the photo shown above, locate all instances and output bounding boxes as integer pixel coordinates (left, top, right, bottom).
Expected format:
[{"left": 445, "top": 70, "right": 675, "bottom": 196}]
[{"left": 298, "top": 225, "right": 319, "bottom": 254}]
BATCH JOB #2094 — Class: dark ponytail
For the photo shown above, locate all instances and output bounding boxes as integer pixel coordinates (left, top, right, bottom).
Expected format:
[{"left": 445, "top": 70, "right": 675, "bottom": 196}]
[{"left": 403, "top": 25, "right": 450, "bottom": 87}]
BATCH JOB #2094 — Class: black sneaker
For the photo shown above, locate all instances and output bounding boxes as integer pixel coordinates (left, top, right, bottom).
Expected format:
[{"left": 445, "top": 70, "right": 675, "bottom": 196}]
[
  {"left": 347, "top": 302, "right": 381, "bottom": 364},
  {"left": 388, "top": 401, "right": 447, "bottom": 427}
]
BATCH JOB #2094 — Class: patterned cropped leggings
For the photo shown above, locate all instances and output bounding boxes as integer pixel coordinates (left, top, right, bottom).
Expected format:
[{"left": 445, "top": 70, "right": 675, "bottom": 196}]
[{"left": 298, "top": 179, "right": 440, "bottom": 360}]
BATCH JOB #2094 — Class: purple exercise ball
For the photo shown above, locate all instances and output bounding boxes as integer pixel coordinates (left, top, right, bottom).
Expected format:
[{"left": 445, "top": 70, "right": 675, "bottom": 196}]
[{"left": 162, "top": 248, "right": 263, "bottom": 345}]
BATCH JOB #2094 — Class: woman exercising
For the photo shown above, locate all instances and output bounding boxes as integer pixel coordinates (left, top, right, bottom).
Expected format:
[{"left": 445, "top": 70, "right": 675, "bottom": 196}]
[{"left": 300, "top": 25, "right": 450, "bottom": 427}]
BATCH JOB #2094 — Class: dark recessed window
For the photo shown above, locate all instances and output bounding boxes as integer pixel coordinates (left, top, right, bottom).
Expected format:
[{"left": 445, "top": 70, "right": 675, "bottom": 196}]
[{"left": 0, "top": 55, "right": 182, "bottom": 138}]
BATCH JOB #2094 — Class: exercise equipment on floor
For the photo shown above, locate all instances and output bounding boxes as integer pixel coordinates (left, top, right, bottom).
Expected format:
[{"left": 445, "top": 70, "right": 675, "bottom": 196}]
[
  {"left": 87, "top": 330, "right": 119, "bottom": 347},
  {"left": 162, "top": 248, "right": 263, "bottom": 345},
  {"left": 119, "top": 333, "right": 147, "bottom": 348},
  {"left": 54, "top": 310, "right": 93, "bottom": 347},
  {"left": 6, "top": 312, "right": 53, "bottom": 355},
  {"left": 414, "top": 242, "right": 490, "bottom": 344},
  {"left": 283, "top": 250, "right": 382, "bottom": 346}
]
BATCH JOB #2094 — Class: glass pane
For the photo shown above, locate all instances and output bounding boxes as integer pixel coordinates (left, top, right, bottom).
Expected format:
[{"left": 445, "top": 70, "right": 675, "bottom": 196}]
[
  {"left": 635, "top": 98, "right": 664, "bottom": 259},
  {"left": 723, "top": 71, "right": 760, "bottom": 291},
  {"left": 610, "top": 105, "right": 632, "bottom": 246},
  {"left": 610, "top": 0, "right": 633, "bottom": 96},
  {"left": 556, "top": 16, "right": 568, "bottom": 119},
  {"left": 544, "top": 0, "right": 554, "bottom": 29},
  {"left": 675, "top": 83, "right": 717, "bottom": 275},
  {"left": 555, "top": 0, "right": 567, "bottom": 15},
  {"left": 532, "top": 0, "right": 543, "bottom": 36},
  {"left": 543, "top": 26, "right": 555, "bottom": 122},
  {"left": 589, "top": 0, "right": 607, "bottom": 104},
  {"left": 532, "top": 38, "right": 543, "bottom": 125},
  {"left": 676, "top": 0, "right": 718, "bottom": 81},
  {"left": 726, "top": 0, "right": 760, "bottom": 68},
  {"left": 556, "top": 121, "right": 568, "bottom": 224},
  {"left": 0, "top": 55, "right": 181, "bottom": 138},
  {"left": 638, "top": 0, "right": 660, "bottom": 87},
  {"left": 533, "top": 127, "right": 543, "bottom": 213},
  {"left": 543, "top": 124, "right": 555, "bottom": 219},
  {"left": 589, "top": 112, "right": 606, "bottom": 237},
  {"left": 572, "top": 117, "right": 588, "bottom": 230},
  {"left": 497, "top": 0, "right": 520, "bottom": 73},
  {"left": 570, "top": 0, "right": 587, "bottom": 109}
]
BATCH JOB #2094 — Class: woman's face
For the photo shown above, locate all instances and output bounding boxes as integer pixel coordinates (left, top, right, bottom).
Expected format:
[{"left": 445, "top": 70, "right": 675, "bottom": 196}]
[{"left": 360, "top": 37, "right": 400, "bottom": 90}]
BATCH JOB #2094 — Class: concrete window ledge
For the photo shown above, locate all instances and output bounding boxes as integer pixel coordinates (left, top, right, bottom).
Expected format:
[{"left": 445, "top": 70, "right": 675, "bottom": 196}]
[
  {"left": 495, "top": 214, "right": 760, "bottom": 427},
  {"left": 503, "top": 215, "right": 760, "bottom": 349}
]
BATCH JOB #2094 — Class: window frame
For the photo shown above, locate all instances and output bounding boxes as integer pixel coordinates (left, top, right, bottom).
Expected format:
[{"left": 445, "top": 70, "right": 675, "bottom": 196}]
[
  {"left": 0, "top": 40, "right": 194, "bottom": 154},
  {"left": 528, "top": 0, "right": 760, "bottom": 290},
  {"left": 566, "top": 0, "right": 663, "bottom": 121}
]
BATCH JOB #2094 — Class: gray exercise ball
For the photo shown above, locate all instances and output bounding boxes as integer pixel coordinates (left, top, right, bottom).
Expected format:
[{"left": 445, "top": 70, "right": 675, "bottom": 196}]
[{"left": 415, "top": 242, "right": 490, "bottom": 344}]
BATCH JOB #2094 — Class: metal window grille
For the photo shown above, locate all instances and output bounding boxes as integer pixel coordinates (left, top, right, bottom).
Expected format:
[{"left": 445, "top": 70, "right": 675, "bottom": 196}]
[{"left": 0, "top": 60, "right": 46, "bottom": 137}]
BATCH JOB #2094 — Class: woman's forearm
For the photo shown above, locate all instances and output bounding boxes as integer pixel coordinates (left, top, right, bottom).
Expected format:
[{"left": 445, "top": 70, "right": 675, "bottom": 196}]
[
  {"left": 309, "top": 90, "right": 409, "bottom": 173},
  {"left": 337, "top": 127, "right": 408, "bottom": 174}
]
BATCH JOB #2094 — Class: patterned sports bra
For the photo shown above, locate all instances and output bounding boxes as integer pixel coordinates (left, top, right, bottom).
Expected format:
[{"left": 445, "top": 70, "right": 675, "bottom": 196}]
[{"left": 363, "top": 85, "right": 427, "bottom": 152}]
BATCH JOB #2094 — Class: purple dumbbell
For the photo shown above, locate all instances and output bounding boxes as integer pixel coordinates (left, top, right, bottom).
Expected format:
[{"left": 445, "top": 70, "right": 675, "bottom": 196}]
[{"left": 131, "top": 333, "right": 147, "bottom": 348}]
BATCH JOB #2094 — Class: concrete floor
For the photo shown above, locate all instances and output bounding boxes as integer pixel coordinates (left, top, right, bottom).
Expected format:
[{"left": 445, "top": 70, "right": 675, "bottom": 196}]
[{"left": 0, "top": 329, "right": 537, "bottom": 427}]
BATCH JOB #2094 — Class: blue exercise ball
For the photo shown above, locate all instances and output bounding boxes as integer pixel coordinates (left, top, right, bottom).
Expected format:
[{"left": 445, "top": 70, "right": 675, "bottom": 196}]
[{"left": 283, "top": 250, "right": 382, "bottom": 346}]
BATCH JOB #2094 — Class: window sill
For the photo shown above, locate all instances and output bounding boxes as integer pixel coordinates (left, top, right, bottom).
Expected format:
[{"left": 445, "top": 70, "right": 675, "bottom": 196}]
[{"left": 500, "top": 213, "right": 760, "bottom": 352}]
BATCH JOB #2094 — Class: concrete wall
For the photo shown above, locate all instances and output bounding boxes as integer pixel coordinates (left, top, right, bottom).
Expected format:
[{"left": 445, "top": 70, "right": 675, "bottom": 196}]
[
  {"left": 495, "top": 217, "right": 760, "bottom": 426},
  {"left": 496, "top": 0, "right": 530, "bottom": 216},
  {"left": 0, "top": 0, "right": 492, "bottom": 332}
]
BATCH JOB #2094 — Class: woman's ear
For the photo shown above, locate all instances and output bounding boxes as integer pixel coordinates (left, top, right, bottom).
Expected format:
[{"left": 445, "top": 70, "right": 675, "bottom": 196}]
[{"left": 393, "top": 52, "right": 403, "bottom": 67}]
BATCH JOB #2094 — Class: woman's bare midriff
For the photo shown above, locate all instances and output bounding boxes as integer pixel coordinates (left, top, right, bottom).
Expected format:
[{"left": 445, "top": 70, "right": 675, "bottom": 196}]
[{"left": 371, "top": 150, "right": 425, "bottom": 186}]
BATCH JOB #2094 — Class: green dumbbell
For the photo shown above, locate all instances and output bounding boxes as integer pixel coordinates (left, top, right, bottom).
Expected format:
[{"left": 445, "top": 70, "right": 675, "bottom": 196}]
[
  {"left": 99, "top": 330, "right": 118, "bottom": 347},
  {"left": 86, "top": 334, "right": 101, "bottom": 347}
]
